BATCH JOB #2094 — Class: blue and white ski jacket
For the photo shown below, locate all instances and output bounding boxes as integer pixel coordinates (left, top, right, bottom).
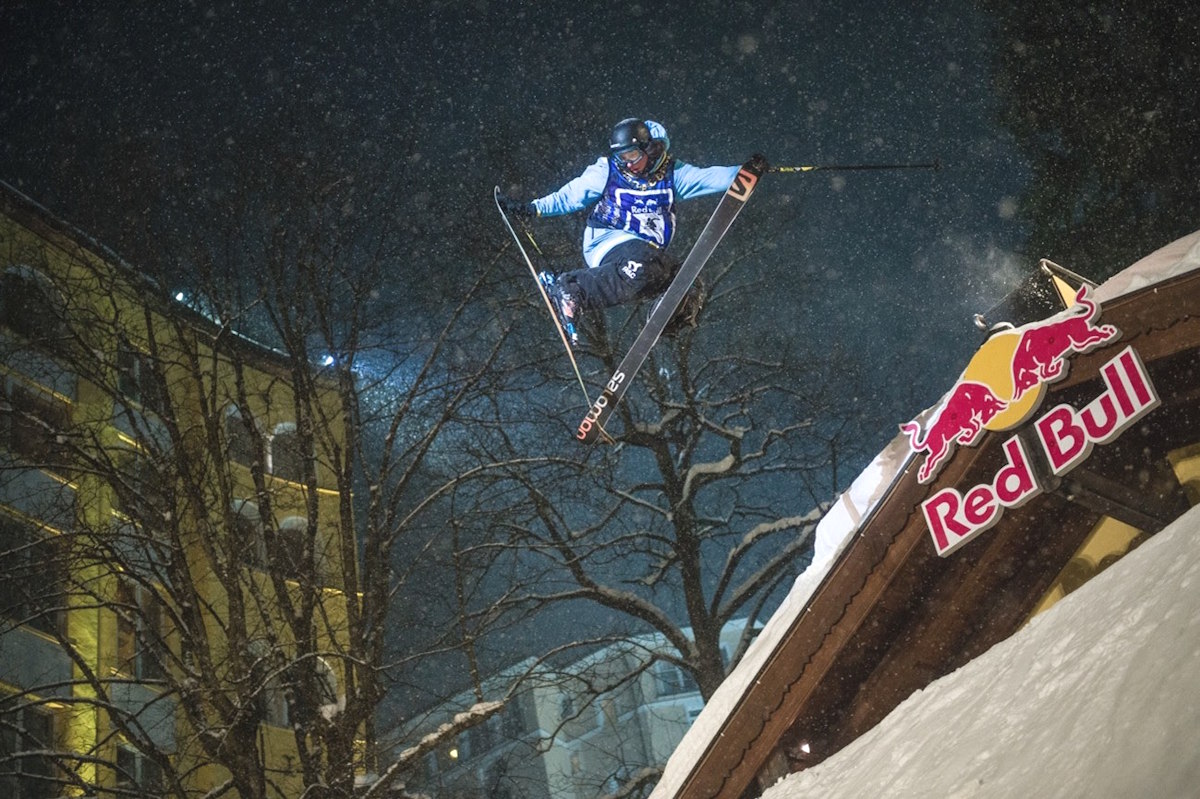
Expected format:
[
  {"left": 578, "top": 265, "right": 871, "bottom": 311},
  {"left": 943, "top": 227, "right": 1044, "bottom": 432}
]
[{"left": 531, "top": 146, "right": 740, "bottom": 270}]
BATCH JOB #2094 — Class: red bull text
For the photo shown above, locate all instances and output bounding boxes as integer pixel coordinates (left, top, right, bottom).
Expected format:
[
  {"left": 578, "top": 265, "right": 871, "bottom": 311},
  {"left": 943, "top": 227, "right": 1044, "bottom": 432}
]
[
  {"left": 1033, "top": 346, "right": 1159, "bottom": 477},
  {"left": 923, "top": 435, "right": 1040, "bottom": 557},
  {"left": 923, "top": 345, "right": 1158, "bottom": 556}
]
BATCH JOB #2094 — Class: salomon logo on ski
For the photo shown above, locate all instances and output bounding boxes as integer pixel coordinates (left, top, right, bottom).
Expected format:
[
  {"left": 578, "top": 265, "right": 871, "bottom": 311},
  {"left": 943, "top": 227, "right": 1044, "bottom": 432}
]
[
  {"left": 576, "top": 371, "right": 627, "bottom": 441},
  {"left": 728, "top": 167, "right": 759, "bottom": 201}
]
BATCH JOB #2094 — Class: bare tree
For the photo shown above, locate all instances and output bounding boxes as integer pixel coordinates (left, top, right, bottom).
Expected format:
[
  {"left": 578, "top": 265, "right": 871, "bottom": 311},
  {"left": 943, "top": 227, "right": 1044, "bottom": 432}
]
[
  {"left": 479, "top": 211, "right": 867, "bottom": 690},
  {"left": 385, "top": 205, "right": 877, "bottom": 797},
  {"left": 0, "top": 149, "right": 516, "bottom": 798}
]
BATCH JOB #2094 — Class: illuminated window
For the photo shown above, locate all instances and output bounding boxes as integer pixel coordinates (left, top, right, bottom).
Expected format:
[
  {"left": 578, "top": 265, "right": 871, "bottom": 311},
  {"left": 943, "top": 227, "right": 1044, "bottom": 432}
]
[
  {"left": 0, "top": 700, "right": 59, "bottom": 798},
  {"left": 116, "top": 744, "right": 163, "bottom": 795},
  {"left": 0, "top": 515, "right": 65, "bottom": 635},
  {"left": 115, "top": 581, "right": 167, "bottom": 681},
  {"left": 269, "top": 422, "right": 305, "bottom": 482},
  {"left": 0, "top": 382, "right": 71, "bottom": 473},
  {"left": 0, "top": 266, "right": 66, "bottom": 352}
]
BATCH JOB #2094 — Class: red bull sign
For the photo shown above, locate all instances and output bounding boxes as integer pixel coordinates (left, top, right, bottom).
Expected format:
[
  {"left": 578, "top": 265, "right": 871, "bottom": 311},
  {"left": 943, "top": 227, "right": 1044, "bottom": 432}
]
[{"left": 903, "top": 287, "right": 1161, "bottom": 556}]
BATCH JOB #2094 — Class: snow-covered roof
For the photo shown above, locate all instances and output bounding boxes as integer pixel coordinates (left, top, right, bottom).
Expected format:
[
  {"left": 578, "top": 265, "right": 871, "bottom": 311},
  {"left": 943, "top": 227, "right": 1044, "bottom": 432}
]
[
  {"left": 762, "top": 501, "right": 1200, "bottom": 798},
  {"left": 650, "top": 229, "right": 1200, "bottom": 799},
  {"left": 1094, "top": 228, "right": 1200, "bottom": 303}
]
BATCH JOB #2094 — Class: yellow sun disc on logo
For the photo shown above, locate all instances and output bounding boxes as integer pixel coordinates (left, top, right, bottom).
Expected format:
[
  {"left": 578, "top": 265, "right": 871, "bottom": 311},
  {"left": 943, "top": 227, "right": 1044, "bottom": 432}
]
[{"left": 961, "top": 331, "right": 1045, "bottom": 431}]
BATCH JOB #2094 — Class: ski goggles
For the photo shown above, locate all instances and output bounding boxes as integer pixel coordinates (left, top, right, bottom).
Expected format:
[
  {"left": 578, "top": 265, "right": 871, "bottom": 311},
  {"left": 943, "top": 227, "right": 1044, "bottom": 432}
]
[
  {"left": 614, "top": 141, "right": 664, "bottom": 174},
  {"left": 615, "top": 145, "right": 647, "bottom": 163}
]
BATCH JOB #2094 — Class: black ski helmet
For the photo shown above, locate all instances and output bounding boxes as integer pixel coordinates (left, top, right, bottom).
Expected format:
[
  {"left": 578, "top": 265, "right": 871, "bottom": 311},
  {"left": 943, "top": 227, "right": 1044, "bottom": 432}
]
[
  {"left": 609, "top": 117, "right": 668, "bottom": 178},
  {"left": 610, "top": 118, "right": 653, "bottom": 155}
]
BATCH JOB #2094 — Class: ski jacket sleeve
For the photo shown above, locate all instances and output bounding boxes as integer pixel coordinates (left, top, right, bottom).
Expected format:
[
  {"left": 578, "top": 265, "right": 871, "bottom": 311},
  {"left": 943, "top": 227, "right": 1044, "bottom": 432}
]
[
  {"left": 530, "top": 158, "right": 609, "bottom": 217},
  {"left": 672, "top": 162, "right": 741, "bottom": 200}
]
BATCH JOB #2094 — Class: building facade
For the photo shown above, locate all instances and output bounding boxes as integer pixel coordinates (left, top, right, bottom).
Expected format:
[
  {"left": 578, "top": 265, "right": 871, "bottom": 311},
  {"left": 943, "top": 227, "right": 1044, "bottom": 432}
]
[
  {"left": 399, "top": 621, "right": 752, "bottom": 799},
  {"left": 0, "top": 183, "right": 358, "bottom": 797}
]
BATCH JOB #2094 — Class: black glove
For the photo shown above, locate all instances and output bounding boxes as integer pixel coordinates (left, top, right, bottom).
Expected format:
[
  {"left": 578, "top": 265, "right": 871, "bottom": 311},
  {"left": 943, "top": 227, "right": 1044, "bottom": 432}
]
[
  {"left": 498, "top": 194, "right": 536, "bottom": 218},
  {"left": 748, "top": 153, "right": 770, "bottom": 173}
]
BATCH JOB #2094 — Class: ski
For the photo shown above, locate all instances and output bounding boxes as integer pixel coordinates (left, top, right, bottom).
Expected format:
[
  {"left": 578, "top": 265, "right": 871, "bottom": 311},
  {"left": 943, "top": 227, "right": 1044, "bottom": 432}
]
[
  {"left": 494, "top": 186, "right": 594, "bottom": 412},
  {"left": 576, "top": 158, "right": 766, "bottom": 444}
]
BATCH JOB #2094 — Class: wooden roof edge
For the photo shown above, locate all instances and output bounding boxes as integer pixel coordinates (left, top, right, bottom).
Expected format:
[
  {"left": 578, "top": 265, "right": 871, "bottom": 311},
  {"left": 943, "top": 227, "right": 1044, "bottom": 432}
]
[{"left": 663, "top": 448, "right": 926, "bottom": 799}]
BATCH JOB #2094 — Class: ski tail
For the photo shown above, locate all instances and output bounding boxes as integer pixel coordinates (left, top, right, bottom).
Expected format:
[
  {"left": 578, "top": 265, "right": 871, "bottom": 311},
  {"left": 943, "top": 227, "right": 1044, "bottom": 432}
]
[{"left": 575, "top": 159, "right": 766, "bottom": 444}]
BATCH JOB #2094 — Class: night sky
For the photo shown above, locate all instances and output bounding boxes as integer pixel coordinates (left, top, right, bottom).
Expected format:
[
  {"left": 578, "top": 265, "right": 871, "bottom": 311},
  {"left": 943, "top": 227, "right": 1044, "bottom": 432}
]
[
  {"left": 0, "top": 0, "right": 1032, "bottom": 429},
  {"left": 10, "top": 0, "right": 1199, "bottom": 734}
]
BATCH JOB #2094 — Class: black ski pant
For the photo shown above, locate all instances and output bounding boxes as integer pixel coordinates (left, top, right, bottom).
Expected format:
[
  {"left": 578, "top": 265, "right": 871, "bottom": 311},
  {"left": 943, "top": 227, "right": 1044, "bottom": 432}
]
[{"left": 558, "top": 239, "right": 677, "bottom": 311}]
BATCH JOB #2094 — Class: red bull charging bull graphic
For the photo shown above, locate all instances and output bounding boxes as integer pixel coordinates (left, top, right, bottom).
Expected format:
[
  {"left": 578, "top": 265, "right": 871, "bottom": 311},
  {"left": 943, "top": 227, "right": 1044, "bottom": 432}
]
[
  {"left": 901, "top": 381, "right": 1010, "bottom": 484},
  {"left": 901, "top": 287, "right": 1160, "bottom": 556},
  {"left": 904, "top": 286, "right": 1119, "bottom": 485},
  {"left": 1009, "top": 286, "right": 1118, "bottom": 400}
]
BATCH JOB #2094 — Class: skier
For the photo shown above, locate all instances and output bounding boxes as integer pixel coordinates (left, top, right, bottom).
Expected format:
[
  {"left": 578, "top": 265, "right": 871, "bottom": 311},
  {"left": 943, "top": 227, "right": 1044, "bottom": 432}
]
[{"left": 499, "top": 117, "right": 766, "bottom": 344}]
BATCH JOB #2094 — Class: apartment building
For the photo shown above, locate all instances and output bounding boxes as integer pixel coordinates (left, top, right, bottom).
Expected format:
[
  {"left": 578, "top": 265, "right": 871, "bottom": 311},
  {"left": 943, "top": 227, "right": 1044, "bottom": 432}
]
[
  {"left": 399, "top": 621, "right": 751, "bottom": 799},
  {"left": 0, "top": 182, "right": 357, "bottom": 797}
]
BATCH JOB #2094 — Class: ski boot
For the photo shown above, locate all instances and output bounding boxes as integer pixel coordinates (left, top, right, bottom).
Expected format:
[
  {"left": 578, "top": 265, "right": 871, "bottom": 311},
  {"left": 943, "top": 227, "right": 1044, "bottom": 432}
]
[
  {"left": 657, "top": 279, "right": 705, "bottom": 339},
  {"left": 538, "top": 271, "right": 580, "bottom": 346}
]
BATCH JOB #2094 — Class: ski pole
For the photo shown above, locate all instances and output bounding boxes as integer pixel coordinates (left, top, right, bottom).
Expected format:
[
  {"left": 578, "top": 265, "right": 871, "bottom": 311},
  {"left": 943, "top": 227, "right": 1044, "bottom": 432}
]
[{"left": 769, "top": 160, "right": 940, "bottom": 173}]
